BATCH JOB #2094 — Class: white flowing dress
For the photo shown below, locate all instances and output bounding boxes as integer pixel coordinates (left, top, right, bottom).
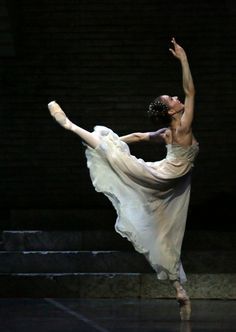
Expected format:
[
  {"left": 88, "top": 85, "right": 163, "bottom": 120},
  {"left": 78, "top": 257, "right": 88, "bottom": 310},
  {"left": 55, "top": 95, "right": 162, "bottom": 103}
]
[{"left": 85, "top": 126, "right": 199, "bottom": 283}]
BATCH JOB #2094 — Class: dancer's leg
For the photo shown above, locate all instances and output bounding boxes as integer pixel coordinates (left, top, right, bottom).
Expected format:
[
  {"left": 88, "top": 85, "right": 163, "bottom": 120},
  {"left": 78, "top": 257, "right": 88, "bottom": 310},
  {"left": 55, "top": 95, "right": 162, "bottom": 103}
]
[
  {"left": 172, "top": 280, "right": 191, "bottom": 321},
  {"left": 48, "top": 101, "right": 100, "bottom": 149}
]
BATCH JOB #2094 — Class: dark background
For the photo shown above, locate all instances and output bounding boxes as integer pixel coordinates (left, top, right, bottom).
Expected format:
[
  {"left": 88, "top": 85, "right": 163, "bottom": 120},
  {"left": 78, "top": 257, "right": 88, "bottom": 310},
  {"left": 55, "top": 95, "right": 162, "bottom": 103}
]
[{"left": 0, "top": 0, "right": 236, "bottom": 231}]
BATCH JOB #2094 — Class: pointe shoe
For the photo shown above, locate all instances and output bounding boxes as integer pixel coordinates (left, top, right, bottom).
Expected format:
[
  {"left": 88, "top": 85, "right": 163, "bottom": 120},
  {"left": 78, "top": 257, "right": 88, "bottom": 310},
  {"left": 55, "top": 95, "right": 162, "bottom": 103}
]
[
  {"left": 176, "top": 287, "right": 191, "bottom": 321},
  {"left": 178, "top": 298, "right": 191, "bottom": 321},
  {"left": 48, "top": 101, "right": 71, "bottom": 129}
]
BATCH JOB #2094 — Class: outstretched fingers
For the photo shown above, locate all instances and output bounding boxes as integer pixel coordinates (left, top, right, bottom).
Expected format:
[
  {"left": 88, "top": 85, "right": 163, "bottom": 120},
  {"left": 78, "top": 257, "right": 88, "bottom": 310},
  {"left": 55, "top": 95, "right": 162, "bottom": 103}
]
[
  {"left": 169, "top": 37, "right": 187, "bottom": 61},
  {"left": 169, "top": 37, "right": 177, "bottom": 56}
]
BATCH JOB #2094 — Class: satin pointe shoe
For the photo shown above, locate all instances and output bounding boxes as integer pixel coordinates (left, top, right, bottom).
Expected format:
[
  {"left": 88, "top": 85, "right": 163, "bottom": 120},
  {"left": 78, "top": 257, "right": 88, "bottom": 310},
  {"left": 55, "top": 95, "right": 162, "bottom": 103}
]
[
  {"left": 177, "top": 297, "right": 191, "bottom": 321},
  {"left": 48, "top": 101, "right": 71, "bottom": 129},
  {"left": 176, "top": 288, "right": 191, "bottom": 321}
]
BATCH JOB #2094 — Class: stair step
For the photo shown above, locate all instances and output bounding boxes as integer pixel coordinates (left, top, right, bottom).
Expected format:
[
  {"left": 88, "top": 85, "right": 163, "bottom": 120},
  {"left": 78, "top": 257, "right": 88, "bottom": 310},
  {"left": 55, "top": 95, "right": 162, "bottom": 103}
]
[
  {"left": 0, "top": 250, "right": 235, "bottom": 273},
  {"left": 2, "top": 230, "right": 132, "bottom": 251},
  {"left": 2, "top": 230, "right": 236, "bottom": 251},
  {"left": 0, "top": 251, "right": 152, "bottom": 273},
  {"left": 0, "top": 273, "right": 235, "bottom": 299}
]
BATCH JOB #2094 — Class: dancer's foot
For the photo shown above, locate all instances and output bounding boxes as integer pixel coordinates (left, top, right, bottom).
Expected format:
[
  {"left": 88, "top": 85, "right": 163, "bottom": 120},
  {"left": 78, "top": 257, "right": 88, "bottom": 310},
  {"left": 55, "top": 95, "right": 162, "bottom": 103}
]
[
  {"left": 178, "top": 298, "right": 191, "bottom": 321},
  {"left": 48, "top": 101, "right": 72, "bottom": 130},
  {"left": 176, "top": 286, "right": 191, "bottom": 321}
]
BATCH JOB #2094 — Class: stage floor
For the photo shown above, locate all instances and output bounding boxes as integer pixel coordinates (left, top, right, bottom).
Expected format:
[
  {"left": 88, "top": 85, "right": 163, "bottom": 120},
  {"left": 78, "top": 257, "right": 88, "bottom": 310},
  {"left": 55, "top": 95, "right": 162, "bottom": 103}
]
[{"left": 0, "top": 298, "right": 235, "bottom": 332}]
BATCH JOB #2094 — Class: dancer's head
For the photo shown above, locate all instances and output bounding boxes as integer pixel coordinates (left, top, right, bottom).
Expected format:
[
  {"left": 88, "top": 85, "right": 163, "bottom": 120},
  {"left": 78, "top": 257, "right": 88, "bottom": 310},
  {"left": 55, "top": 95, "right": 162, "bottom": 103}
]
[
  {"left": 148, "top": 96, "right": 171, "bottom": 126},
  {"left": 147, "top": 95, "right": 184, "bottom": 126}
]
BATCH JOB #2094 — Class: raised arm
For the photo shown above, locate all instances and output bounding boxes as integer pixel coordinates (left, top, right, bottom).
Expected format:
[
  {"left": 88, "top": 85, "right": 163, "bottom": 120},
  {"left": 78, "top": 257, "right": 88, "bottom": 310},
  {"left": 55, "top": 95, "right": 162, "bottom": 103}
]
[
  {"left": 120, "top": 128, "right": 167, "bottom": 144},
  {"left": 169, "top": 38, "right": 195, "bottom": 131}
]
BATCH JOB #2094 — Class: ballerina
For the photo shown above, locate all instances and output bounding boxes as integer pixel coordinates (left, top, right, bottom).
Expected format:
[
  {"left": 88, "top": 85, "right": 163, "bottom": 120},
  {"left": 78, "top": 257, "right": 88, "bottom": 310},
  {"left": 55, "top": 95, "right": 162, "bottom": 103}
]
[{"left": 48, "top": 38, "right": 198, "bottom": 321}]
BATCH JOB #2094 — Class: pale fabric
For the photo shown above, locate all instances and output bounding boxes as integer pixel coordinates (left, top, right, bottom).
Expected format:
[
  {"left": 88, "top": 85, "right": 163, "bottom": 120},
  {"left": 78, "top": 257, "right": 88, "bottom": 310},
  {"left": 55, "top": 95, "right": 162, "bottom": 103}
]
[{"left": 85, "top": 126, "right": 199, "bottom": 283}]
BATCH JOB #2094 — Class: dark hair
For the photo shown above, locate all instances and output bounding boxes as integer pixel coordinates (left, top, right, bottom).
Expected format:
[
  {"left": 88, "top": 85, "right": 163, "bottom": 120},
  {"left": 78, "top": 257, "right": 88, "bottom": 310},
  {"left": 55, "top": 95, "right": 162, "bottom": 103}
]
[{"left": 147, "top": 96, "right": 171, "bottom": 125}]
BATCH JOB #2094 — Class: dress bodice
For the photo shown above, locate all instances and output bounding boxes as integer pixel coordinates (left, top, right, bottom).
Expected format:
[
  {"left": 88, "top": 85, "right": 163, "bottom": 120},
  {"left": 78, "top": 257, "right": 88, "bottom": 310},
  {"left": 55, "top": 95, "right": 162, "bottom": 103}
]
[{"left": 166, "top": 143, "right": 199, "bottom": 163}]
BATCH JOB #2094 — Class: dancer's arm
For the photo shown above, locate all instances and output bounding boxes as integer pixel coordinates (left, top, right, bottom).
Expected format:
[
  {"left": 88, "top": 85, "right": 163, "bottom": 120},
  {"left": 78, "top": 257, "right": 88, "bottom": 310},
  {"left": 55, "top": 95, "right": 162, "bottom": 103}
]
[
  {"left": 119, "top": 132, "right": 149, "bottom": 144},
  {"left": 169, "top": 38, "right": 195, "bottom": 132},
  {"left": 120, "top": 128, "right": 166, "bottom": 144},
  {"left": 48, "top": 101, "right": 100, "bottom": 149}
]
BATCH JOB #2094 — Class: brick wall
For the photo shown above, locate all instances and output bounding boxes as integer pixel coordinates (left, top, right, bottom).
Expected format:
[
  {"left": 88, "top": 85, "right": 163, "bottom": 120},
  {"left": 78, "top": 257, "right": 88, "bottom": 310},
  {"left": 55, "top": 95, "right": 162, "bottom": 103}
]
[{"left": 1, "top": 0, "right": 235, "bottom": 229}]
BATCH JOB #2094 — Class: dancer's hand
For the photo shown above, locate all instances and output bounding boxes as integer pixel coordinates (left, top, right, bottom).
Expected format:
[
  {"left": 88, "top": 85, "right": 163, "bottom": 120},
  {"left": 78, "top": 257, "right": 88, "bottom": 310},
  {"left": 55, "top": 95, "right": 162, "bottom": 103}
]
[
  {"left": 48, "top": 101, "right": 72, "bottom": 130},
  {"left": 169, "top": 37, "right": 187, "bottom": 61}
]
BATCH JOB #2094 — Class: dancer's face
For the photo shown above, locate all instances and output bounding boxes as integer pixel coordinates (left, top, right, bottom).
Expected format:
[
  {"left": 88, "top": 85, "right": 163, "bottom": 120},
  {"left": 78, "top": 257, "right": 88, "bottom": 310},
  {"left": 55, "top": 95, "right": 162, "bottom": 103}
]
[{"left": 161, "top": 95, "right": 184, "bottom": 113}]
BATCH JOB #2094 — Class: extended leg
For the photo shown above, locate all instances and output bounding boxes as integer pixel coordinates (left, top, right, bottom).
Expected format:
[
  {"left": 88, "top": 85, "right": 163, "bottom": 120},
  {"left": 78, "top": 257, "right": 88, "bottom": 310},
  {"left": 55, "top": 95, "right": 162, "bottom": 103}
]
[
  {"left": 48, "top": 101, "right": 100, "bottom": 149},
  {"left": 172, "top": 280, "right": 191, "bottom": 321}
]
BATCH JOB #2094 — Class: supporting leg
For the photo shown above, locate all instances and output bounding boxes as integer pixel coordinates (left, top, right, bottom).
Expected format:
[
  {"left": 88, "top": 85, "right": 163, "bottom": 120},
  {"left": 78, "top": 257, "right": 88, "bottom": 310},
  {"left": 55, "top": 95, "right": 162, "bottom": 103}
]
[
  {"left": 48, "top": 101, "right": 100, "bottom": 149},
  {"left": 172, "top": 280, "right": 191, "bottom": 321}
]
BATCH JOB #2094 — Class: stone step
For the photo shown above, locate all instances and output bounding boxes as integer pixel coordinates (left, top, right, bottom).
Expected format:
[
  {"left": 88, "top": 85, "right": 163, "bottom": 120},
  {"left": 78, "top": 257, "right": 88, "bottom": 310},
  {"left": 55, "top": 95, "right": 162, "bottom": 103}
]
[
  {"left": 0, "top": 250, "right": 235, "bottom": 273},
  {"left": 2, "top": 230, "right": 236, "bottom": 251},
  {"left": 2, "top": 230, "right": 132, "bottom": 251},
  {"left": 0, "top": 272, "right": 235, "bottom": 299}
]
